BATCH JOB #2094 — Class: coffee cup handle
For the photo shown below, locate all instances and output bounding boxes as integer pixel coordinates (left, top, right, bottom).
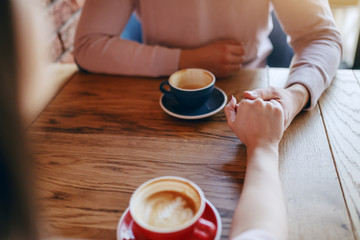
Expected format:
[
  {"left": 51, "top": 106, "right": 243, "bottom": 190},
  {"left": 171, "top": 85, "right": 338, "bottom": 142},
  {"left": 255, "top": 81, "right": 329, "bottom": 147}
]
[
  {"left": 159, "top": 81, "right": 172, "bottom": 95},
  {"left": 192, "top": 218, "right": 217, "bottom": 240}
]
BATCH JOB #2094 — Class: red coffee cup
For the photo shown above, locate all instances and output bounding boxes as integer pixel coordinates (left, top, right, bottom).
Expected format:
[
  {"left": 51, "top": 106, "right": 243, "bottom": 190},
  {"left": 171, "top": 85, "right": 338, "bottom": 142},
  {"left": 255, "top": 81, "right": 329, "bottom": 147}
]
[{"left": 129, "top": 176, "right": 217, "bottom": 240}]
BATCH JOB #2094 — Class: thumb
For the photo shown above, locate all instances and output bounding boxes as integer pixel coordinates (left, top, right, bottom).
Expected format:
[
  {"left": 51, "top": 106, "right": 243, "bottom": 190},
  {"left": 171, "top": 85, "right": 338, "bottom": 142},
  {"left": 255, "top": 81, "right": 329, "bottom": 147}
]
[
  {"left": 224, "top": 96, "right": 237, "bottom": 129},
  {"left": 243, "top": 88, "right": 273, "bottom": 100}
]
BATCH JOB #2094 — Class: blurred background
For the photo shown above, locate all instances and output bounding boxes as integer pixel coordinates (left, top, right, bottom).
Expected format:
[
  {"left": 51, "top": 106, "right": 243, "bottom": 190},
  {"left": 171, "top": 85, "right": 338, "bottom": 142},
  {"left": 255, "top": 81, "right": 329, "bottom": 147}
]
[{"left": 43, "top": 0, "right": 360, "bottom": 69}]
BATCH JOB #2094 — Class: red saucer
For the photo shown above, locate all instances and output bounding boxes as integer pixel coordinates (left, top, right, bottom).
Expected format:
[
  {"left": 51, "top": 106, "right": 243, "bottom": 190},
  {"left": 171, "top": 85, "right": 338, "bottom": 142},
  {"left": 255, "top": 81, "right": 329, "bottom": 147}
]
[{"left": 117, "top": 199, "right": 222, "bottom": 240}]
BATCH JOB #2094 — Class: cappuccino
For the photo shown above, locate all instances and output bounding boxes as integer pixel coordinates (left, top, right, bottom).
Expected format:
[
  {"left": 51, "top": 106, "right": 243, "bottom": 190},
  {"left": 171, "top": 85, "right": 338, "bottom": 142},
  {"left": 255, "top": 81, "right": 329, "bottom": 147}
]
[
  {"left": 130, "top": 177, "right": 204, "bottom": 232},
  {"left": 136, "top": 190, "right": 197, "bottom": 229},
  {"left": 128, "top": 176, "right": 217, "bottom": 240}
]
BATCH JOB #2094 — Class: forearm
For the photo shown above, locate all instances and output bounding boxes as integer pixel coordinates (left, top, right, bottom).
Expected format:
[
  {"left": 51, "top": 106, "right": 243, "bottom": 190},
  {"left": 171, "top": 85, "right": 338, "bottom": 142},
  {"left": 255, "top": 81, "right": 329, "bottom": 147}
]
[
  {"left": 273, "top": 0, "right": 342, "bottom": 110},
  {"left": 74, "top": 36, "right": 180, "bottom": 77},
  {"left": 230, "top": 145, "right": 287, "bottom": 240},
  {"left": 286, "top": 83, "right": 310, "bottom": 113},
  {"left": 286, "top": 37, "right": 341, "bottom": 110},
  {"left": 73, "top": 0, "right": 181, "bottom": 77}
]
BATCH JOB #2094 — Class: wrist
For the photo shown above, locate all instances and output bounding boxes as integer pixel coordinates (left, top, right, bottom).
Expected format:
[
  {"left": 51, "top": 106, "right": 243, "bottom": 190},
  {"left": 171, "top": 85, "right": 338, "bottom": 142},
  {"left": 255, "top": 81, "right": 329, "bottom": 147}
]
[
  {"left": 247, "top": 143, "right": 279, "bottom": 158},
  {"left": 286, "top": 83, "right": 310, "bottom": 110},
  {"left": 246, "top": 143, "right": 279, "bottom": 167}
]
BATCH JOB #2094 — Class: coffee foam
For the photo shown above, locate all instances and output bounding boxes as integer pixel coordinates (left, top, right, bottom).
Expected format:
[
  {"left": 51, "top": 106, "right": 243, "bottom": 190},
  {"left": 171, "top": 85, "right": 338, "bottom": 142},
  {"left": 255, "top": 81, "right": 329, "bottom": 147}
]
[
  {"left": 131, "top": 177, "right": 204, "bottom": 231},
  {"left": 140, "top": 191, "right": 195, "bottom": 228}
]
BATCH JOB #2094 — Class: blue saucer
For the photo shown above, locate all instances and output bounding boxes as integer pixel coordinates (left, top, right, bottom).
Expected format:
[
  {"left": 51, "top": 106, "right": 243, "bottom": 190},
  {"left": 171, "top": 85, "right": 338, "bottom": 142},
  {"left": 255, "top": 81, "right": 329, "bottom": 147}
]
[{"left": 160, "top": 87, "right": 227, "bottom": 120}]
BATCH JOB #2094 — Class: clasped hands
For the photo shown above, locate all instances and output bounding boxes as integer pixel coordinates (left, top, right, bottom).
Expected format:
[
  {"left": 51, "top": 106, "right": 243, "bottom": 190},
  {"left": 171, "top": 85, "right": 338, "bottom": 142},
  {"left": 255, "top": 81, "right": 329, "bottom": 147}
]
[
  {"left": 225, "top": 84, "right": 309, "bottom": 149},
  {"left": 179, "top": 39, "right": 310, "bottom": 132},
  {"left": 224, "top": 84, "right": 309, "bottom": 150}
]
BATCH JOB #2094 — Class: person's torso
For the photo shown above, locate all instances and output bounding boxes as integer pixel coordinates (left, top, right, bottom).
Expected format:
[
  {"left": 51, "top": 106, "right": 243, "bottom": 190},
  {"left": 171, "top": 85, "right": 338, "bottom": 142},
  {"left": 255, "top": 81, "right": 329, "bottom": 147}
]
[{"left": 135, "top": 0, "right": 273, "bottom": 67}]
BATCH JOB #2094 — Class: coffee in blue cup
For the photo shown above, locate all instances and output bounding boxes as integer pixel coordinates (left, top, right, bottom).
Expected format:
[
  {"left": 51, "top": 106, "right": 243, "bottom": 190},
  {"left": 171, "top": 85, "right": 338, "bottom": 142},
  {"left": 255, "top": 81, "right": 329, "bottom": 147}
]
[{"left": 160, "top": 68, "right": 215, "bottom": 109}]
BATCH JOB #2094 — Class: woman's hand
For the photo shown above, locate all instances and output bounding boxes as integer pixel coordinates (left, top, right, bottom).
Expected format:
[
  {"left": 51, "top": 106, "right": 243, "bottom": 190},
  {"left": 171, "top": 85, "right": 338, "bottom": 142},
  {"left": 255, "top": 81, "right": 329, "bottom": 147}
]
[
  {"left": 224, "top": 96, "right": 284, "bottom": 150},
  {"left": 226, "top": 96, "right": 288, "bottom": 240},
  {"left": 179, "top": 40, "right": 245, "bottom": 78}
]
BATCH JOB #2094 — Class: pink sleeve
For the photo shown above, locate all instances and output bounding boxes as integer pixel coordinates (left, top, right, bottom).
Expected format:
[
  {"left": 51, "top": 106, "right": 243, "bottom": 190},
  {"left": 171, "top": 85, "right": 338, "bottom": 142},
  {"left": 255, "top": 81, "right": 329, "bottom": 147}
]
[
  {"left": 232, "top": 229, "right": 278, "bottom": 240},
  {"left": 273, "top": 0, "right": 342, "bottom": 110},
  {"left": 73, "top": 0, "right": 181, "bottom": 77}
]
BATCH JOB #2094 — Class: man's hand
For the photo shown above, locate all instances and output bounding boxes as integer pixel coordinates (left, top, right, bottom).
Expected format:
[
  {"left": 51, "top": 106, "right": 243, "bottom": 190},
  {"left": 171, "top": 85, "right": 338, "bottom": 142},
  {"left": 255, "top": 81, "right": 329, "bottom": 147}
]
[
  {"left": 179, "top": 40, "right": 245, "bottom": 78},
  {"left": 243, "top": 84, "right": 310, "bottom": 129}
]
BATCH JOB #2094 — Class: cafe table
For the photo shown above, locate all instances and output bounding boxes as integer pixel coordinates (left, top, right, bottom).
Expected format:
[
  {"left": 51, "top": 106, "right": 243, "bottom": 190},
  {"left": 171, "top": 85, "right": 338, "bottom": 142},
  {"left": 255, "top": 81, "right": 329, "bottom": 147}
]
[{"left": 29, "top": 67, "right": 360, "bottom": 240}]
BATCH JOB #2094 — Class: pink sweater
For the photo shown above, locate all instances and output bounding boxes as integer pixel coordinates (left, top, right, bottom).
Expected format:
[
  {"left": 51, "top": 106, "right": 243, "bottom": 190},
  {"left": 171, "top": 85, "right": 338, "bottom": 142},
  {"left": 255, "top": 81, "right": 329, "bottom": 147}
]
[{"left": 74, "top": 0, "right": 342, "bottom": 109}]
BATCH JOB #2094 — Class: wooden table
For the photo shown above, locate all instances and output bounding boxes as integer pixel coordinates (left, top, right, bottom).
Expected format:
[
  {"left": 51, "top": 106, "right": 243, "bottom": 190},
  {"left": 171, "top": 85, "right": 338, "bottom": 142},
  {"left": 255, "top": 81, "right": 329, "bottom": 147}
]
[{"left": 29, "top": 68, "right": 360, "bottom": 240}]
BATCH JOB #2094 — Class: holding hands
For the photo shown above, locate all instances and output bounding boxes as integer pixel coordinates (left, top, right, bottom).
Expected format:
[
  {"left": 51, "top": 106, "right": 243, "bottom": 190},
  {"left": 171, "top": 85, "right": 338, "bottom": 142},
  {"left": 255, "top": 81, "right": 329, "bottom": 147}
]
[
  {"left": 179, "top": 38, "right": 309, "bottom": 132},
  {"left": 179, "top": 37, "right": 309, "bottom": 130},
  {"left": 225, "top": 96, "right": 284, "bottom": 150}
]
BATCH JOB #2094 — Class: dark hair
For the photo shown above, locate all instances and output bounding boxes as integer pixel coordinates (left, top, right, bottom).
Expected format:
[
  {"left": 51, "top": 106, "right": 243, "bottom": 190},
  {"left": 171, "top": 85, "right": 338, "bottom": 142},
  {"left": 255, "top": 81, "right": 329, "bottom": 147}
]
[{"left": 0, "top": 0, "right": 38, "bottom": 239}]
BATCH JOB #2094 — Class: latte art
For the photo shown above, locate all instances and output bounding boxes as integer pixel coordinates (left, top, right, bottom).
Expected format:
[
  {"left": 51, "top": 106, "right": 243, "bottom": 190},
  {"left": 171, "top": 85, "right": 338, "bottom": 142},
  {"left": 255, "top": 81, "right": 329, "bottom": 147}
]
[{"left": 140, "top": 191, "right": 196, "bottom": 229}]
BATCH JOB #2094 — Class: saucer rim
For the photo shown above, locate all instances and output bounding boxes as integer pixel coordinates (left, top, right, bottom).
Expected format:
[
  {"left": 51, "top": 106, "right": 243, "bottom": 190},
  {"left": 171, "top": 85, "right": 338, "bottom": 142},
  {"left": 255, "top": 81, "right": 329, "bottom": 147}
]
[
  {"left": 117, "top": 199, "right": 222, "bottom": 240},
  {"left": 207, "top": 199, "right": 222, "bottom": 240},
  {"left": 159, "top": 87, "right": 228, "bottom": 120}
]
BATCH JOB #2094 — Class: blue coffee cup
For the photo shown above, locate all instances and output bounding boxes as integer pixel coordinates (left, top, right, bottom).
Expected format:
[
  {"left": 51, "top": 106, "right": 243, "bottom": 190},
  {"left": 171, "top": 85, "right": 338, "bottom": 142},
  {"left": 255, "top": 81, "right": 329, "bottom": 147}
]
[{"left": 160, "top": 69, "right": 215, "bottom": 109}]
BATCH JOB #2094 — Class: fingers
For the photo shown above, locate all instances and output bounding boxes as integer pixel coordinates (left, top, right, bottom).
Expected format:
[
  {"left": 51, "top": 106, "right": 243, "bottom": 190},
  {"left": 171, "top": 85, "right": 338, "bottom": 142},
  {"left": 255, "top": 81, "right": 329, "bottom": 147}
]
[
  {"left": 240, "top": 98, "right": 279, "bottom": 113},
  {"left": 220, "top": 51, "right": 243, "bottom": 77},
  {"left": 228, "top": 45, "right": 245, "bottom": 56},
  {"left": 223, "top": 40, "right": 245, "bottom": 60},
  {"left": 236, "top": 98, "right": 263, "bottom": 116},
  {"left": 243, "top": 87, "right": 279, "bottom": 101},
  {"left": 269, "top": 99, "right": 282, "bottom": 109},
  {"left": 225, "top": 55, "right": 244, "bottom": 65},
  {"left": 220, "top": 43, "right": 244, "bottom": 66},
  {"left": 237, "top": 98, "right": 254, "bottom": 108},
  {"left": 243, "top": 88, "right": 288, "bottom": 131},
  {"left": 196, "top": 39, "right": 245, "bottom": 77},
  {"left": 224, "top": 96, "right": 237, "bottom": 129},
  {"left": 243, "top": 90, "right": 259, "bottom": 100},
  {"left": 226, "top": 41, "right": 245, "bottom": 58}
]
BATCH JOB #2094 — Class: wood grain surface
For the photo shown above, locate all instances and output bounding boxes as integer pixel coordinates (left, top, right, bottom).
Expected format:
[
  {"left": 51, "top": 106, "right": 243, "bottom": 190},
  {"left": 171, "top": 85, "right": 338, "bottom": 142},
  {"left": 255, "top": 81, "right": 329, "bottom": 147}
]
[
  {"left": 269, "top": 69, "right": 354, "bottom": 240},
  {"left": 319, "top": 70, "right": 360, "bottom": 240},
  {"left": 29, "top": 68, "right": 357, "bottom": 240}
]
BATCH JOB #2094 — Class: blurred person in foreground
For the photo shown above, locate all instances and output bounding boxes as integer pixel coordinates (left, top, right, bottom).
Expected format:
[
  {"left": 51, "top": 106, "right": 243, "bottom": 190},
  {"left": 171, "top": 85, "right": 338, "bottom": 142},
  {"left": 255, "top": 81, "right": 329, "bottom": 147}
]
[
  {"left": 74, "top": 0, "right": 342, "bottom": 129},
  {"left": 225, "top": 96, "right": 287, "bottom": 240},
  {"left": 0, "top": 0, "right": 47, "bottom": 239}
]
